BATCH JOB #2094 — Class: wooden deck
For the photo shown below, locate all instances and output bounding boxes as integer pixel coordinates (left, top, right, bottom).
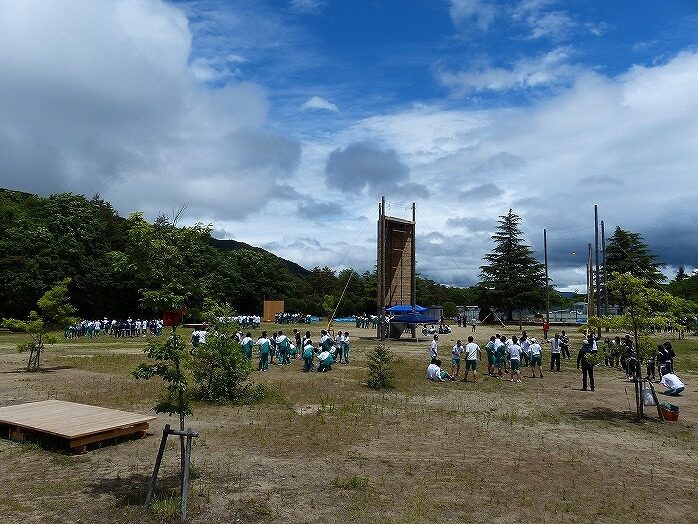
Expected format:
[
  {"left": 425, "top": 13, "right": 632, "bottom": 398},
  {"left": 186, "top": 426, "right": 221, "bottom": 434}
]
[{"left": 0, "top": 400, "right": 156, "bottom": 452}]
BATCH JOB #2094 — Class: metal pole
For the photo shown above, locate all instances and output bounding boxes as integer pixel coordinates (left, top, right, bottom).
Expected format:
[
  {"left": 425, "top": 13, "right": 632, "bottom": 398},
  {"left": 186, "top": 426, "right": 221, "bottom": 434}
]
[
  {"left": 587, "top": 244, "right": 594, "bottom": 322},
  {"left": 544, "top": 228, "right": 550, "bottom": 324},
  {"left": 594, "top": 206, "right": 602, "bottom": 337},
  {"left": 378, "top": 197, "right": 385, "bottom": 340},
  {"left": 411, "top": 202, "right": 417, "bottom": 339},
  {"left": 146, "top": 424, "right": 170, "bottom": 505},
  {"left": 601, "top": 220, "right": 609, "bottom": 317}
]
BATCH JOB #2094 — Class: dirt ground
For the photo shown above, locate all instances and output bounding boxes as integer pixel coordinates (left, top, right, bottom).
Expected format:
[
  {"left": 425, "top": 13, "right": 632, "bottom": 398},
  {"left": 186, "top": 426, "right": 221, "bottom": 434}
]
[{"left": 0, "top": 324, "right": 696, "bottom": 524}]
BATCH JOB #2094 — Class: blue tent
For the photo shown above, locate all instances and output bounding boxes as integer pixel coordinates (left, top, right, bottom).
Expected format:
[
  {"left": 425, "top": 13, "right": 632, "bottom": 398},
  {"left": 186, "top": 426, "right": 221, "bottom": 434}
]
[
  {"left": 389, "top": 313, "right": 437, "bottom": 324},
  {"left": 388, "top": 312, "right": 438, "bottom": 339},
  {"left": 385, "top": 304, "right": 428, "bottom": 313}
]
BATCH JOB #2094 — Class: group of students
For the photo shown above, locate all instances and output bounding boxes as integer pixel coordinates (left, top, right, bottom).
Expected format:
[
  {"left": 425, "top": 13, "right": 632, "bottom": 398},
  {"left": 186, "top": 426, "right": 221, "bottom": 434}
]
[
  {"left": 239, "top": 328, "right": 351, "bottom": 373},
  {"left": 65, "top": 318, "right": 164, "bottom": 339},
  {"left": 426, "top": 329, "right": 686, "bottom": 396},
  {"left": 427, "top": 331, "right": 549, "bottom": 384}
]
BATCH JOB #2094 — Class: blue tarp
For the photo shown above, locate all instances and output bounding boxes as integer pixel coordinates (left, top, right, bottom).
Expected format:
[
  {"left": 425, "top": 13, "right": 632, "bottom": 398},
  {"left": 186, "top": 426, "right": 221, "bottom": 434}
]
[
  {"left": 385, "top": 304, "right": 428, "bottom": 313},
  {"left": 389, "top": 313, "right": 438, "bottom": 324}
]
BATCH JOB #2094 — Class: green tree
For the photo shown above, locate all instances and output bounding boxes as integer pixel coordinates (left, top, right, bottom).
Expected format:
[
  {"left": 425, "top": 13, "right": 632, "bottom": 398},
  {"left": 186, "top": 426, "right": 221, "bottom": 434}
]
[
  {"left": 442, "top": 301, "right": 458, "bottom": 319},
  {"left": 478, "top": 210, "right": 546, "bottom": 320},
  {"left": 605, "top": 226, "right": 665, "bottom": 284},
  {"left": 366, "top": 343, "right": 395, "bottom": 389},
  {"left": 675, "top": 266, "right": 688, "bottom": 281},
  {"left": 2, "top": 278, "right": 77, "bottom": 371},
  {"left": 190, "top": 302, "right": 261, "bottom": 402}
]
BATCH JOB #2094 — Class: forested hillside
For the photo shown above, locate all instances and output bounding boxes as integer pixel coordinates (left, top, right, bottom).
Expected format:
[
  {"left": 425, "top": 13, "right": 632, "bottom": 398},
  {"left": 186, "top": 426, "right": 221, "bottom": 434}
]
[{"left": 0, "top": 189, "right": 475, "bottom": 320}]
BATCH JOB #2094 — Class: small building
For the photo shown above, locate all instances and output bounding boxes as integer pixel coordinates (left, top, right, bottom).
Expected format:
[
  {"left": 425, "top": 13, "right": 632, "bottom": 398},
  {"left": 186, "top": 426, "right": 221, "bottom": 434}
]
[{"left": 457, "top": 305, "right": 480, "bottom": 324}]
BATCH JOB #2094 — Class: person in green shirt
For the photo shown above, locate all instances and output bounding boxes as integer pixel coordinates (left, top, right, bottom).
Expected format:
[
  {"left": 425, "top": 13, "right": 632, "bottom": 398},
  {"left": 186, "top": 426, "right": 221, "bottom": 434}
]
[{"left": 256, "top": 331, "right": 271, "bottom": 371}]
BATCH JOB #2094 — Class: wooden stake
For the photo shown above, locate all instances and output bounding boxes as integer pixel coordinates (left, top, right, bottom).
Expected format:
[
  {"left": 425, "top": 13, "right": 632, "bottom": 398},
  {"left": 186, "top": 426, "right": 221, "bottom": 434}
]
[{"left": 146, "top": 423, "right": 170, "bottom": 505}]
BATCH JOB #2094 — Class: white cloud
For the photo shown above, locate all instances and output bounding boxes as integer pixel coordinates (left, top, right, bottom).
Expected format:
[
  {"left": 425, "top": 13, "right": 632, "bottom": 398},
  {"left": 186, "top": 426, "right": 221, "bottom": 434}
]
[
  {"left": 439, "top": 46, "right": 579, "bottom": 95},
  {"left": 301, "top": 96, "right": 339, "bottom": 112},
  {"left": 321, "top": 51, "right": 698, "bottom": 287},
  {"left": 290, "top": 0, "right": 325, "bottom": 15},
  {"left": 449, "top": 0, "right": 497, "bottom": 31},
  {"left": 526, "top": 11, "right": 576, "bottom": 40},
  {"left": 0, "top": 0, "right": 300, "bottom": 220}
]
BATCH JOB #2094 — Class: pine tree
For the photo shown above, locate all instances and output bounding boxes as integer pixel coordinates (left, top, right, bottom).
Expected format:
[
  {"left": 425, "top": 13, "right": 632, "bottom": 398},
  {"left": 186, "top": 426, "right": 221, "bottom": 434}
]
[
  {"left": 604, "top": 226, "right": 665, "bottom": 284},
  {"left": 366, "top": 343, "right": 395, "bottom": 389},
  {"left": 478, "top": 209, "right": 546, "bottom": 320},
  {"left": 675, "top": 265, "right": 688, "bottom": 281}
]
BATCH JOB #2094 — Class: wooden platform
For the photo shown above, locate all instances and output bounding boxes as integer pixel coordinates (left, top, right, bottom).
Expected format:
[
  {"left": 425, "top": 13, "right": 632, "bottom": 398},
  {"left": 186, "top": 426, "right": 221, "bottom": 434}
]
[{"left": 0, "top": 400, "right": 156, "bottom": 452}]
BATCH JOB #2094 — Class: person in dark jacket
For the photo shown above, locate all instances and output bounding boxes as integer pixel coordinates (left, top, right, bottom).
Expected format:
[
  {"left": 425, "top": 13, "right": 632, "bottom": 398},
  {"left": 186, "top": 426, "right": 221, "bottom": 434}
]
[{"left": 577, "top": 335, "right": 596, "bottom": 391}]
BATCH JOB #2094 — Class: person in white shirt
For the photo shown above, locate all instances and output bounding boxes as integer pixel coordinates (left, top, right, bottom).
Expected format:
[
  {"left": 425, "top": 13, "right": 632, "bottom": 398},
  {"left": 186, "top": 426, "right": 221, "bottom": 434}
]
[
  {"left": 463, "top": 336, "right": 481, "bottom": 383},
  {"left": 549, "top": 333, "right": 561, "bottom": 372},
  {"left": 507, "top": 336, "right": 523, "bottom": 383},
  {"left": 427, "top": 359, "right": 453, "bottom": 382},
  {"left": 334, "top": 332, "right": 344, "bottom": 363},
  {"left": 451, "top": 340, "right": 463, "bottom": 378},
  {"left": 520, "top": 333, "right": 531, "bottom": 366},
  {"left": 430, "top": 334, "right": 439, "bottom": 363},
  {"left": 660, "top": 373, "right": 685, "bottom": 396},
  {"left": 528, "top": 338, "right": 543, "bottom": 378},
  {"left": 342, "top": 332, "right": 350, "bottom": 364}
]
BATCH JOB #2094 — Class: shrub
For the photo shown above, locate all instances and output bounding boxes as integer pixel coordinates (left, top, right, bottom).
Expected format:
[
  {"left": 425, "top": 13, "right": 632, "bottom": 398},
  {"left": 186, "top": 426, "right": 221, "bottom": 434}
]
[{"left": 366, "top": 342, "right": 395, "bottom": 389}]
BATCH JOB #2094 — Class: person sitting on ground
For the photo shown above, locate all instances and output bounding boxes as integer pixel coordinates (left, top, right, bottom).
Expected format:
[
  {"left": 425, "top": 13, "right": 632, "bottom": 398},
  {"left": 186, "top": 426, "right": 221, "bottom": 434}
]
[
  {"left": 427, "top": 359, "right": 454, "bottom": 382},
  {"left": 660, "top": 372, "right": 685, "bottom": 396}
]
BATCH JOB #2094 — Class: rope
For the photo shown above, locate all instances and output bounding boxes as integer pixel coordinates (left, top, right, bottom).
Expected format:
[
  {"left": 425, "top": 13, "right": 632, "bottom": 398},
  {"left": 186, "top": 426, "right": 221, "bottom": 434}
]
[{"left": 327, "top": 270, "right": 354, "bottom": 330}]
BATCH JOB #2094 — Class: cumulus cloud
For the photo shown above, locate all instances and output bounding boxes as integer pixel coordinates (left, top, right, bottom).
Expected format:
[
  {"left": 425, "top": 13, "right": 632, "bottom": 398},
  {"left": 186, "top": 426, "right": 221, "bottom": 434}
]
[
  {"left": 439, "top": 47, "right": 580, "bottom": 95},
  {"left": 324, "top": 141, "right": 426, "bottom": 196},
  {"left": 0, "top": 0, "right": 301, "bottom": 220},
  {"left": 301, "top": 96, "right": 339, "bottom": 112},
  {"left": 340, "top": 51, "right": 698, "bottom": 287}
]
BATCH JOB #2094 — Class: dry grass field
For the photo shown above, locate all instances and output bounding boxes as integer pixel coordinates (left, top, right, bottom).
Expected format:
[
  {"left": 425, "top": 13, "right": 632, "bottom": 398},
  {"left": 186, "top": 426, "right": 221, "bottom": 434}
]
[{"left": 0, "top": 324, "right": 696, "bottom": 523}]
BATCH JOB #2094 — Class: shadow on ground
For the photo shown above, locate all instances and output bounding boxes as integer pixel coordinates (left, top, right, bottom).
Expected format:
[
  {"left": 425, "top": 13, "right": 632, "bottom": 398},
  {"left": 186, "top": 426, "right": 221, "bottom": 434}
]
[
  {"left": 569, "top": 407, "right": 662, "bottom": 424},
  {"left": 87, "top": 471, "right": 183, "bottom": 507}
]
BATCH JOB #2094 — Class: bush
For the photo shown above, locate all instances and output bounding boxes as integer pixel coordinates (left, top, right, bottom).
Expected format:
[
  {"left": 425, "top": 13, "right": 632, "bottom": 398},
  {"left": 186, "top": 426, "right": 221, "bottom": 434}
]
[
  {"left": 190, "top": 333, "right": 253, "bottom": 402},
  {"left": 366, "top": 343, "right": 395, "bottom": 389}
]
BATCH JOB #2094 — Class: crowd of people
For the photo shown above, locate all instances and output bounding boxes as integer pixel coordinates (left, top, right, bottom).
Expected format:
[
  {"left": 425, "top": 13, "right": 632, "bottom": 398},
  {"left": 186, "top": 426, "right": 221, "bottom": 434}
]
[
  {"left": 64, "top": 318, "right": 164, "bottom": 338},
  {"left": 426, "top": 329, "right": 685, "bottom": 396},
  {"left": 237, "top": 328, "right": 351, "bottom": 373},
  {"left": 274, "top": 312, "right": 312, "bottom": 324}
]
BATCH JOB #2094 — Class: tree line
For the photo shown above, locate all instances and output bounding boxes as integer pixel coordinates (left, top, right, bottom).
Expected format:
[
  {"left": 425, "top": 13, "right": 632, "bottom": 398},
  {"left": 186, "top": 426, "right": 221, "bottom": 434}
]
[
  {"left": 0, "top": 189, "right": 475, "bottom": 320},
  {"left": 1, "top": 189, "right": 693, "bottom": 322}
]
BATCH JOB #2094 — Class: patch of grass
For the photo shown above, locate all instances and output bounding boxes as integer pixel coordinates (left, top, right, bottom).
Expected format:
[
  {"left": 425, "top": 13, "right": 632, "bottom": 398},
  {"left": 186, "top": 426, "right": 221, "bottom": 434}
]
[
  {"left": 150, "top": 496, "right": 180, "bottom": 521},
  {"left": 334, "top": 474, "right": 369, "bottom": 490}
]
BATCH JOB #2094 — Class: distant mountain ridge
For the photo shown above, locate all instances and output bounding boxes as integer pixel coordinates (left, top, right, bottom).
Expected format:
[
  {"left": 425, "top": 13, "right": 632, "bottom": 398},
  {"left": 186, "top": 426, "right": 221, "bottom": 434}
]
[{"left": 208, "top": 237, "right": 309, "bottom": 277}]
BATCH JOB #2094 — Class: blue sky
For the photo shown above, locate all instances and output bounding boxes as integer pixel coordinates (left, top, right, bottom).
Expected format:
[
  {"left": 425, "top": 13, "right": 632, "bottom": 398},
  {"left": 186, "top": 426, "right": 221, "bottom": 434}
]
[{"left": 1, "top": 0, "right": 697, "bottom": 291}]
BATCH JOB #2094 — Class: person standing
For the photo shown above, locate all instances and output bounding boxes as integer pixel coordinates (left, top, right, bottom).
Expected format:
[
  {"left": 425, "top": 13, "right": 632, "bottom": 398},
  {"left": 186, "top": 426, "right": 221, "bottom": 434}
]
[
  {"left": 471, "top": 319, "right": 477, "bottom": 333},
  {"left": 560, "top": 330, "right": 570, "bottom": 359},
  {"left": 241, "top": 332, "right": 253, "bottom": 360},
  {"left": 548, "top": 333, "right": 561, "bottom": 372},
  {"left": 342, "top": 332, "right": 350, "bottom": 364},
  {"left": 463, "top": 336, "right": 481, "bottom": 383},
  {"left": 430, "top": 334, "right": 439, "bottom": 363},
  {"left": 576, "top": 335, "right": 595, "bottom": 391},
  {"left": 485, "top": 336, "right": 497, "bottom": 376},
  {"left": 276, "top": 331, "right": 291, "bottom": 365},
  {"left": 507, "top": 336, "right": 522, "bottom": 383},
  {"left": 542, "top": 320, "right": 550, "bottom": 340},
  {"left": 528, "top": 338, "right": 543, "bottom": 378},
  {"left": 451, "top": 340, "right": 463, "bottom": 379},
  {"left": 256, "top": 331, "right": 271, "bottom": 371}
]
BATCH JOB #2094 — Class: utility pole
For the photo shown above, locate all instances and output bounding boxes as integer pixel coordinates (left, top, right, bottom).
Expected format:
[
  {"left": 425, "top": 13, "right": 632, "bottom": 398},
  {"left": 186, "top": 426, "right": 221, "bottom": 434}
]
[
  {"left": 601, "top": 220, "right": 609, "bottom": 331},
  {"left": 378, "top": 196, "right": 385, "bottom": 340},
  {"left": 544, "top": 228, "right": 550, "bottom": 324},
  {"left": 594, "top": 205, "right": 601, "bottom": 337}
]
